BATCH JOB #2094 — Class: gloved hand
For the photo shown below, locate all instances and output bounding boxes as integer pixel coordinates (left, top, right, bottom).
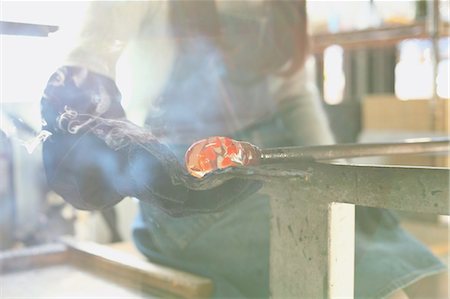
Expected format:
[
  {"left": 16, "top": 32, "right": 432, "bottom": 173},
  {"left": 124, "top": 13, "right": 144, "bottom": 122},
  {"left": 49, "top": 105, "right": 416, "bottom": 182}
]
[{"left": 40, "top": 66, "right": 262, "bottom": 216}]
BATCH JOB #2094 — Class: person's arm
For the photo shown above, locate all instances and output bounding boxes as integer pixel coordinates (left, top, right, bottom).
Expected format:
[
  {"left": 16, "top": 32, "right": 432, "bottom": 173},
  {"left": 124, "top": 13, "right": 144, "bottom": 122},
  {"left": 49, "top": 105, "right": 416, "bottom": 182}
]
[
  {"left": 269, "top": 57, "right": 335, "bottom": 146},
  {"left": 40, "top": 2, "right": 261, "bottom": 216},
  {"left": 41, "top": 2, "right": 150, "bottom": 210},
  {"left": 65, "top": 1, "right": 154, "bottom": 78}
]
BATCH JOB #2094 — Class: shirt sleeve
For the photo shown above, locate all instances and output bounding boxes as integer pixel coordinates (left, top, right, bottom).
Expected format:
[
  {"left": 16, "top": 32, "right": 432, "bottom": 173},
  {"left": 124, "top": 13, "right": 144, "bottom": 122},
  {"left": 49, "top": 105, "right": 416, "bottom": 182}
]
[
  {"left": 269, "top": 57, "right": 335, "bottom": 146},
  {"left": 64, "top": 1, "right": 160, "bottom": 79}
]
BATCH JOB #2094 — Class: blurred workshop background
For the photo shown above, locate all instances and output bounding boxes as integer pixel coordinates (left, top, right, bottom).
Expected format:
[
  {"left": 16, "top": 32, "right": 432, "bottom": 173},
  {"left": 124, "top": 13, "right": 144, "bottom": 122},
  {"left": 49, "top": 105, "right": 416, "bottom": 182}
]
[{"left": 0, "top": 0, "right": 448, "bottom": 298}]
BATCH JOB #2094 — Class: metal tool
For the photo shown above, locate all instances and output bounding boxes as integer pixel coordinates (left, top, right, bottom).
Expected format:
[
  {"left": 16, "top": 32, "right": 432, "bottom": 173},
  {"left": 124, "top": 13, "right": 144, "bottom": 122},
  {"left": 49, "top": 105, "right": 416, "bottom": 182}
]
[{"left": 185, "top": 136, "right": 450, "bottom": 178}]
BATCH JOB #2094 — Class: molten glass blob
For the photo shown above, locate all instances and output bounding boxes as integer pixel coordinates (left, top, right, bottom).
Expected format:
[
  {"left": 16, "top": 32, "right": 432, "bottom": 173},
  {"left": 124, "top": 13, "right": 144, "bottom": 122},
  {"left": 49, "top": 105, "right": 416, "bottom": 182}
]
[{"left": 185, "top": 136, "right": 261, "bottom": 178}]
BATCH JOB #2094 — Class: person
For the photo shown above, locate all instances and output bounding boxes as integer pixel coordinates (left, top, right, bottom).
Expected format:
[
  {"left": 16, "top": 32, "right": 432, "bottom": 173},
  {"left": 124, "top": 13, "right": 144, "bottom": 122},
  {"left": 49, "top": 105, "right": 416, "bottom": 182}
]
[{"left": 40, "top": 1, "right": 445, "bottom": 298}]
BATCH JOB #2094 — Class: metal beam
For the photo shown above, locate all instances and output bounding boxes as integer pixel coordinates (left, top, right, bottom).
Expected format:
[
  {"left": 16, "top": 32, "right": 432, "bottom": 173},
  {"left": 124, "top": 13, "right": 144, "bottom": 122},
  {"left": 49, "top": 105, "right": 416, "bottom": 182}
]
[
  {"left": 0, "top": 21, "right": 58, "bottom": 37},
  {"left": 261, "top": 162, "right": 449, "bottom": 215},
  {"left": 269, "top": 185, "right": 330, "bottom": 298},
  {"left": 304, "top": 162, "right": 449, "bottom": 215}
]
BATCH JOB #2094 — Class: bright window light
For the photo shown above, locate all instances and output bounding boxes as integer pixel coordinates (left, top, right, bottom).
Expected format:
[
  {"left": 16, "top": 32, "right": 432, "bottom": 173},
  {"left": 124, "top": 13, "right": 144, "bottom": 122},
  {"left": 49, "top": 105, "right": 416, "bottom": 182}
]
[
  {"left": 323, "top": 45, "right": 345, "bottom": 105},
  {"left": 395, "top": 39, "right": 434, "bottom": 100},
  {"left": 437, "top": 38, "right": 449, "bottom": 99},
  {"left": 395, "top": 38, "right": 449, "bottom": 100},
  {"left": 437, "top": 59, "right": 449, "bottom": 99},
  {"left": 1, "top": 1, "right": 89, "bottom": 103}
]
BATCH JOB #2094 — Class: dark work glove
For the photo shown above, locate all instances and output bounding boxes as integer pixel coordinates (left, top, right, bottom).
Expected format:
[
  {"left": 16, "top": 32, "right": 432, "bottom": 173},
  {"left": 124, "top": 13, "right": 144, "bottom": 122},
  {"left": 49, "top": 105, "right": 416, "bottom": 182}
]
[{"left": 40, "top": 66, "right": 261, "bottom": 216}]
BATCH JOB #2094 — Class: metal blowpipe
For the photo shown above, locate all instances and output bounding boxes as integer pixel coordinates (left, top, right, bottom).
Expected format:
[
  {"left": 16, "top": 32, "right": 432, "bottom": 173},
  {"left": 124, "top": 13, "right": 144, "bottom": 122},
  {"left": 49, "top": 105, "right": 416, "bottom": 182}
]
[{"left": 184, "top": 136, "right": 450, "bottom": 178}]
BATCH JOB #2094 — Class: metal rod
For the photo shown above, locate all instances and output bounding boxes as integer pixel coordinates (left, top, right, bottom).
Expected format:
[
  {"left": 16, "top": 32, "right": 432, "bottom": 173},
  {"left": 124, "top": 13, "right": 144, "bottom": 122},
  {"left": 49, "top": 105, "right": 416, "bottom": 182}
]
[
  {"left": 260, "top": 138, "right": 450, "bottom": 163},
  {"left": 184, "top": 137, "right": 449, "bottom": 180}
]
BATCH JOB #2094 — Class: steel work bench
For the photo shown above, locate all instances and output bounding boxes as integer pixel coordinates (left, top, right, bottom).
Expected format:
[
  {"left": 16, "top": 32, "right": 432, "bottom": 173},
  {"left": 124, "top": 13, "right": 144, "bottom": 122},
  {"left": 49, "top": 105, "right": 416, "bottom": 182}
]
[{"left": 254, "top": 139, "right": 450, "bottom": 298}]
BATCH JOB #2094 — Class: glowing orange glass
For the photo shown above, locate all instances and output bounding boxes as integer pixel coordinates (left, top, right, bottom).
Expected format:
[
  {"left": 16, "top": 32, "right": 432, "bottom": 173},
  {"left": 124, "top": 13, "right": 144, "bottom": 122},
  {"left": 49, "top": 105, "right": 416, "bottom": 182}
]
[{"left": 185, "top": 136, "right": 260, "bottom": 178}]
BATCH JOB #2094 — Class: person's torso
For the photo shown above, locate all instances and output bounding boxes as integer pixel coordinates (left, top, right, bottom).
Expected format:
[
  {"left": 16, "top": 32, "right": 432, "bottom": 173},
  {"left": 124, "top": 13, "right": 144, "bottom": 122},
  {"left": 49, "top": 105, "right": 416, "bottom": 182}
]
[{"left": 119, "top": 1, "right": 298, "bottom": 144}]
